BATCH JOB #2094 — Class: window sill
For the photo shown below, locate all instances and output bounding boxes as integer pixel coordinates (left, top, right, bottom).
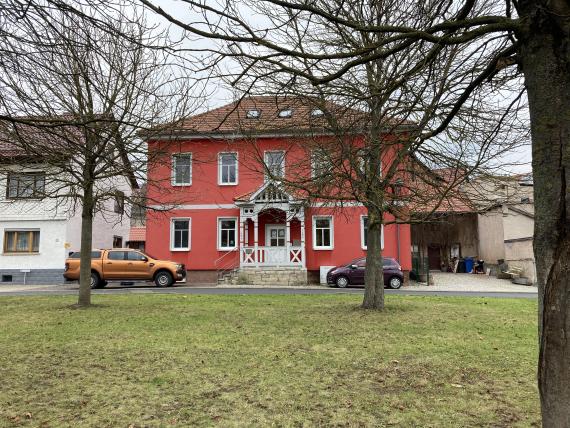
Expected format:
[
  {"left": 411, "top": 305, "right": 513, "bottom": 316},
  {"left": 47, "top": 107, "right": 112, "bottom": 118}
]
[
  {"left": 313, "top": 247, "right": 333, "bottom": 251},
  {"left": 218, "top": 182, "right": 238, "bottom": 186},
  {"left": 2, "top": 252, "right": 40, "bottom": 256},
  {"left": 170, "top": 248, "right": 190, "bottom": 252},
  {"left": 171, "top": 183, "right": 192, "bottom": 187},
  {"left": 217, "top": 247, "right": 238, "bottom": 252}
]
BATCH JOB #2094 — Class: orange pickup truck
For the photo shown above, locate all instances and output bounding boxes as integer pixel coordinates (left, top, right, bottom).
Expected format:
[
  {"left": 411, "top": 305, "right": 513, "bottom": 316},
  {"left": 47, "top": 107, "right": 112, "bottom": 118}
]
[{"left": 64, "top": 249, "right": 186, "bottom": 289}]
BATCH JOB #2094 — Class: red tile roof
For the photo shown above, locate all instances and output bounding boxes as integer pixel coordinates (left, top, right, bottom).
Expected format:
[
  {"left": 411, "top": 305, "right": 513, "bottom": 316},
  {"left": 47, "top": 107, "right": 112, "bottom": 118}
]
[
  {"left": 147, "top": 96, "right": 414, "bottom": 138},
  {"left": 128, "top": 227, "right": 146, "bottom": 242}
]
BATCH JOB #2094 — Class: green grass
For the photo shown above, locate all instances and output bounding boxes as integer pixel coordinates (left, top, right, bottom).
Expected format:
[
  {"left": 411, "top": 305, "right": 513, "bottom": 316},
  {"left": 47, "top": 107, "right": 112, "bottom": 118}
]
[{"left": 0, "top": 295, "right": 539, "bottom": 427}]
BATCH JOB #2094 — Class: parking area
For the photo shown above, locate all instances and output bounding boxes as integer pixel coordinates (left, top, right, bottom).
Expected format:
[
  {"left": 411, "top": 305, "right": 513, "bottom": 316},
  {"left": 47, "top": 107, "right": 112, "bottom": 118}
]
[{"left": 411, "top": 271, "right": 537, "bottom": 293}]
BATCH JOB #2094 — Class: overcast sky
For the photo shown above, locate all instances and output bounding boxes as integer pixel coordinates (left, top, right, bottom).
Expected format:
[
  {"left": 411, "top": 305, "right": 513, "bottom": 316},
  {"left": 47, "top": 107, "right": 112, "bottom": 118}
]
[{"left": 145, "top": 0, "right": 533, "bottom": 174}]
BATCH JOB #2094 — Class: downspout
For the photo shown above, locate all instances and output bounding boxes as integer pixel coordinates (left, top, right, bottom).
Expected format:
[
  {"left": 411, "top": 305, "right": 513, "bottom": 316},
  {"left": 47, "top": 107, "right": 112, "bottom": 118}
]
[{"left": 396, "top": 223, "right": 400, "bottom": 264}]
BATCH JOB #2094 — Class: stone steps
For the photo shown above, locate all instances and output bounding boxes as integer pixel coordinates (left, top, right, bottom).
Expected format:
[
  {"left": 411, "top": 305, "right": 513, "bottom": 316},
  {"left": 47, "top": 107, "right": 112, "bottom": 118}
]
[{"left": 218, "top": 268, "right": 308, "bottom": 286}]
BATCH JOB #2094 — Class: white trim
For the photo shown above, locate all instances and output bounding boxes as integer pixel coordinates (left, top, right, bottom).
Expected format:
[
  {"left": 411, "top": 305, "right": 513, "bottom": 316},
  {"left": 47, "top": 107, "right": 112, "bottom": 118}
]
[
  {"left": 171, "top": 153, "right": 192, "bottom": 186},
  {"left": 312, "top": 215, "right": 333, "bottom": 250},
  {"left": 149, "top": 204, "right": 237, "bottom": 210},
  {"left": 170, "top": 217, "right": 191, "bottom": 251},
  {"left": 264, "top": 224, "right": 286, "bottom": 247},
  {"left": 310, "top": 149, "right": 330, "bottom": 178},
  {"left": 263, "top": 150, "right": 285, "bottom": 181},
  {"left": 218, "top": 152, "right": 238, "bottom": 186},
  {"left": 217, "top": 216, "right": 238, "bottom": 251},
  {"left": 148, "top": 202, "right": 364, "bottom": 210},
  {"left": 360, "top": 215, "right": 384, "bottom": 250}
]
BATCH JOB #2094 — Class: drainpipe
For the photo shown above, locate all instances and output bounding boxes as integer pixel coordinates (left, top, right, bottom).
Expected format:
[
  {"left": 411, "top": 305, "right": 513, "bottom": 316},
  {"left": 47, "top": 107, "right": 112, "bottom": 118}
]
[{"left": 396, "top": 223, "right": 401, "bottom": 264}]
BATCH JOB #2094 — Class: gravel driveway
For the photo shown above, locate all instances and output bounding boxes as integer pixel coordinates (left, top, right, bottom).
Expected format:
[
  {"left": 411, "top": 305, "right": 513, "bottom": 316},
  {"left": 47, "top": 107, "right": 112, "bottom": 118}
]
[{"left": 412, "top": 272, "right": 537, "bottom": 293}]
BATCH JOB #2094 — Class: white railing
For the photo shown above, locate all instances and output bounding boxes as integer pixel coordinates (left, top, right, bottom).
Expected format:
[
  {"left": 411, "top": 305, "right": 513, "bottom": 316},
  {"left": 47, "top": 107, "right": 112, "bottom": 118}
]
[{"left": 241, "top": 245, "right": 304, "bottom": 267}]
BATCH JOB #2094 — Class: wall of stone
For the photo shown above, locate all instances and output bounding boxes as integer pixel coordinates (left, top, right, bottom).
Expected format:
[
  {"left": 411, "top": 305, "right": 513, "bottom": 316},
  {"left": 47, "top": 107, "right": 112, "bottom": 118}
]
[{"left": 231, "top": 268, "right": 308, "bottom": 285}]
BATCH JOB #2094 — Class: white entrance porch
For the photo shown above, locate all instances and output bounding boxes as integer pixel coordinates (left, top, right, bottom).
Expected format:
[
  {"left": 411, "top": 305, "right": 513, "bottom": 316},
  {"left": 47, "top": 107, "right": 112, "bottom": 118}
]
[{"left": 236, "top": 183, "right": 306, "bottom": 268}]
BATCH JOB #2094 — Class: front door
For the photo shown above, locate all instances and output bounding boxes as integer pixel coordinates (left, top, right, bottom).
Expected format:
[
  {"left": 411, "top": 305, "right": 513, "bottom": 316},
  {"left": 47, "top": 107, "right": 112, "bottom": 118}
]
[
  {"left": 266, "top": 226, "right": 286, "bottom": 247},
  {"left": 265, "top": 225, "right": 287, "bottom": 265}
]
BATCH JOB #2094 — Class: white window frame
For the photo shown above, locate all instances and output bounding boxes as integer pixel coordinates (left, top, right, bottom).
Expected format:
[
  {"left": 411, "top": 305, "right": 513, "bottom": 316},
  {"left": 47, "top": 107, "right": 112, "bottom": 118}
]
[
  {"left": 217, "top": 217, "right": 238, "bottom": 251},
  {"left": 218, "top": 152, "right": 238, "bottom": 186},
  {"left": 170, "top": 217, "right": 191, "bottom": 251},
  {"left": 312, "top": 215, "right": 334, "bottom": 250},
  {"left": 360, "top": 215, "right": 384, "bottom": 250},
  {"left": 264, "top": 150, "right": 285, "bottom": 180},
  {"left": 171, "top": 153, "right": 192, "bottom": 186},
  {"left": 311, "top": 149, "right": 330, "bottom": 178}
]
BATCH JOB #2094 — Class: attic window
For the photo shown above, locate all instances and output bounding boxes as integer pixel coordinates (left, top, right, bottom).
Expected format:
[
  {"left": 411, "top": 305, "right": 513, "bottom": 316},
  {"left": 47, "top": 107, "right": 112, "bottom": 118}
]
[
  {"left": 246, "top": 109, "right": 261, "bottom": 119},
  {"left": 278, "top": 109, "right": 292, "bottom": 118},
  {"left": 311, "top": 109, "right": 324, "bottom": 117}
]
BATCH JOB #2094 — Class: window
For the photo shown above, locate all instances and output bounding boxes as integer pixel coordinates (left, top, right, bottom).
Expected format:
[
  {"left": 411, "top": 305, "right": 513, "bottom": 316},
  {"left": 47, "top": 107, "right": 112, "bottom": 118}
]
[
  {"left": 311, "top": 149, "right": 331, "bottom": 178},
  {"left": 69, "top": 251, "right": 102, "bottom": 259},
  {"left": 108, "top": 251, "right": 126, "bottom": 260},
  {"left": 361, "top": 216, "right": 384, "bottom": 250},
  {"left": 312, "top": 216, "right": 333, "bottom": 250},
  {"left": 172, "top": 153, "right": 192, "bottom": 186},
  {"left": 278, "top": 108, "right": 292, "bottom": 118},
  {"left": 264, "top": 151, "right": 285, "bottom": 179},
  {"left": 171, "top": 218, "right": 190, "bottom": 251},
  {"left": 3, "top": 230, "right": 40, "bottom": 253},
  {"left": 113, "top": 236, "right": 123, "bottom": 248},
  {"left": 127, "top": 251, "right": 147, "bottom": 261},
  {"left": 246, "top": 109, "right": 261, "bottom": 119},
  {"left": 218, "top": 217, "right": 237, "bottom": 250},
  {"left": 114, "top": 191, "right": 125, "bottom": 214},
  {"left": 218, "top": 153, "right": 238, "bottom": 185},
  {"left": 6, "top": 172, "right": 45, "bottom": 199},
  {"left": 357, "top": 150, "right": 382, "bottom": 177}
]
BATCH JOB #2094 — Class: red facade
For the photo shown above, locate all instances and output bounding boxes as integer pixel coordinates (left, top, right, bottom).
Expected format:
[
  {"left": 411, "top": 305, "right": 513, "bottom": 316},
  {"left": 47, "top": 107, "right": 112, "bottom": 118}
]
[{"left": 145, "top": 98, "right": 411, "bottom": 282}]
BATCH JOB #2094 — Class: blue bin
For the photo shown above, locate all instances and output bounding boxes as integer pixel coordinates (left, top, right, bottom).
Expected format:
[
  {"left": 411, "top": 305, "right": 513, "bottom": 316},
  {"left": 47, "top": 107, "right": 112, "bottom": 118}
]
[{"left": 464, "top": 257, "right": 474, "bottom": 273}]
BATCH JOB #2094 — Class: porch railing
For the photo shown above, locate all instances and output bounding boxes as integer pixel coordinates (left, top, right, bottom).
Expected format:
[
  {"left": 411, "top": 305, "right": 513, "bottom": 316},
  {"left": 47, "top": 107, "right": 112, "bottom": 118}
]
[{"left": 240, "top": 245, "right": 304, "bottom": 267}]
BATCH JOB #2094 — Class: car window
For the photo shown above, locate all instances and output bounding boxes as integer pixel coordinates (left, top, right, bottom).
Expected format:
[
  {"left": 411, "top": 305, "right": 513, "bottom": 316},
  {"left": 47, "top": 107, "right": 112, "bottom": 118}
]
[
  {"left": 108, "top": 251, "right": 126, "bottom": 260},
  {"left": 69, "top": 251, "right": 102, "bottom": 259},
  {"left": 356, "top": 259, "right": 366, "bottom": 267},
  {"left": 127, "top": 251, "right": 146, "bottom": 261}
]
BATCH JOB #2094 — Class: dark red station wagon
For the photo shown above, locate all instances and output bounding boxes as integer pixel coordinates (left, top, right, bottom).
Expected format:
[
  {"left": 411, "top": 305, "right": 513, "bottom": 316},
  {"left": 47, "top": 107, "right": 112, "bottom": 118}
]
[{"left": 326, "top": 257, "right": 404, "bottom": 289}]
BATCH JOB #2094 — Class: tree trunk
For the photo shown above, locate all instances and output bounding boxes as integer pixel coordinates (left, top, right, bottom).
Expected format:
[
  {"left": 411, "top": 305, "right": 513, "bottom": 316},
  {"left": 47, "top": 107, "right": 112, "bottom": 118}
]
[
  {"left": 518, "top": 11, "right": 570, "bottom": 426},
  {"left": 362, "top": 208, "right": 384, "bottom": 310},
  {"left": 77, "top": 186, "right": 95, "bottom": 307}
]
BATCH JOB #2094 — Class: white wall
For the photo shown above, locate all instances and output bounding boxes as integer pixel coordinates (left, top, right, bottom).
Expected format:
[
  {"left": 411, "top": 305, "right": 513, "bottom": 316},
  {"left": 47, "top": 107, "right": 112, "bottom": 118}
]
[
  {"left": 0, "top": 219, "right": 68, "bottom": 269},
  {"left": 1, "top": 165, "right": 134, "bottom": 265},
  {"left": 477, "top": 209, "right": 506, "bottom": 263}
]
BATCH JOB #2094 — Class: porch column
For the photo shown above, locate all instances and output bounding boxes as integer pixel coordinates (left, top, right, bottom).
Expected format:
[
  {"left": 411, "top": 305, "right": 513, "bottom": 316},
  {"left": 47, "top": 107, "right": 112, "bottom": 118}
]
[
  {"left": 300, "top": 216, "right": 306, "bottom": 268},
  {"left": 286, "top": 217, "right": 291, "bottom": 266},
  {"left": 253, "top": 215, "right": 259, "bottom": 267},
  {"left": 239, "top": 218, "right": 245, "bottom": 267}
]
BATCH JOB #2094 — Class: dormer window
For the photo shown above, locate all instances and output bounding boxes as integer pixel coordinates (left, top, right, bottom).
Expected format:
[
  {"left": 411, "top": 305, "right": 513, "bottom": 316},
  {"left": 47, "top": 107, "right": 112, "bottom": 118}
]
[
  {"left": 246, "top": 109, "right": 261, "bottom": 119},
  {"left": 278, "top": 109, "right": 292, "bottom": 118},
  {"left": 311, "top": 109, "right": 324, "bottom": 117}
]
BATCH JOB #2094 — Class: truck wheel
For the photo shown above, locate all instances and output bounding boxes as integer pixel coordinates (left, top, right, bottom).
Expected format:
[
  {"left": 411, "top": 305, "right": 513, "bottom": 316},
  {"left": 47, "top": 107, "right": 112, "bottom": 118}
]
[
  {"left": 90, "top": 272, "right": 101, "bottom": 289},
  {"left": 155, "top": 271, "right": 173, "bottom": 288}
]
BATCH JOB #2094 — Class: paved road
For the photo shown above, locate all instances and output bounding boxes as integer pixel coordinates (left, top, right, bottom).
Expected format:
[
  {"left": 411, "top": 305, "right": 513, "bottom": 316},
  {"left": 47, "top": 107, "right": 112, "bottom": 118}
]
[{"left": 0, "top": 285, "right": 537, "bottom": 299}]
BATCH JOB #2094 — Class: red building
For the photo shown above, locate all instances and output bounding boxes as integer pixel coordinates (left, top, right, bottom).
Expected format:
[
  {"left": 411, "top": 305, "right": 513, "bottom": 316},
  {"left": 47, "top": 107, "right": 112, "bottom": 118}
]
[{"left": 145, "top": 97, "right": 412, "bottom": 284}]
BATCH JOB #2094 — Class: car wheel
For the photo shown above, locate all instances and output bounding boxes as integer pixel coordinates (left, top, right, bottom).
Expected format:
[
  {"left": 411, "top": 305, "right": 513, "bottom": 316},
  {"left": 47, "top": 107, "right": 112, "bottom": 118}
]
[
  {"left": 336, "top": 275, "right": 349, "bottom": 288},
  {"left": 389, "top": 276, "right": 402, "bottom": 289},
  {"left": 90, "top": 272, "right": 101, "bottom": 289},
  {"left": 155, "top": 271, "right": 173, "bottom": 288}
]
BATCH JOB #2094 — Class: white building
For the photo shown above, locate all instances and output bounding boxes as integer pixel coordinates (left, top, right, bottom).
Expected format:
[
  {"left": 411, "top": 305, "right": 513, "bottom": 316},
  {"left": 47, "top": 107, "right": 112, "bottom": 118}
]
[{"left": 0, "top": 154, "right": 135, "bottom": 285}]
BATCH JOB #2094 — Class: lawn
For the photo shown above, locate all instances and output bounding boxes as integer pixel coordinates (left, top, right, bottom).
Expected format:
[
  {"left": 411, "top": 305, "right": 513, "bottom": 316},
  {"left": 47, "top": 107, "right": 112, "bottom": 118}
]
[{"left": 0, "top": 294, "right": 539, "bottom": 427}]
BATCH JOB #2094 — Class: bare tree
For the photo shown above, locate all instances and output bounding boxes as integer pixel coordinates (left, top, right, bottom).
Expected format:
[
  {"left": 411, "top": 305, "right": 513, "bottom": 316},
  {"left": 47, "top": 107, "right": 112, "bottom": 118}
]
[
  {"left": 177, "top": 0, "right": 526, "bottom": 310},
  {"left": 0, "top": 1, "right": 195, "bottom": 307},
  {"left": 137, "top": 0, "right": 570, "bottom": 423}
]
